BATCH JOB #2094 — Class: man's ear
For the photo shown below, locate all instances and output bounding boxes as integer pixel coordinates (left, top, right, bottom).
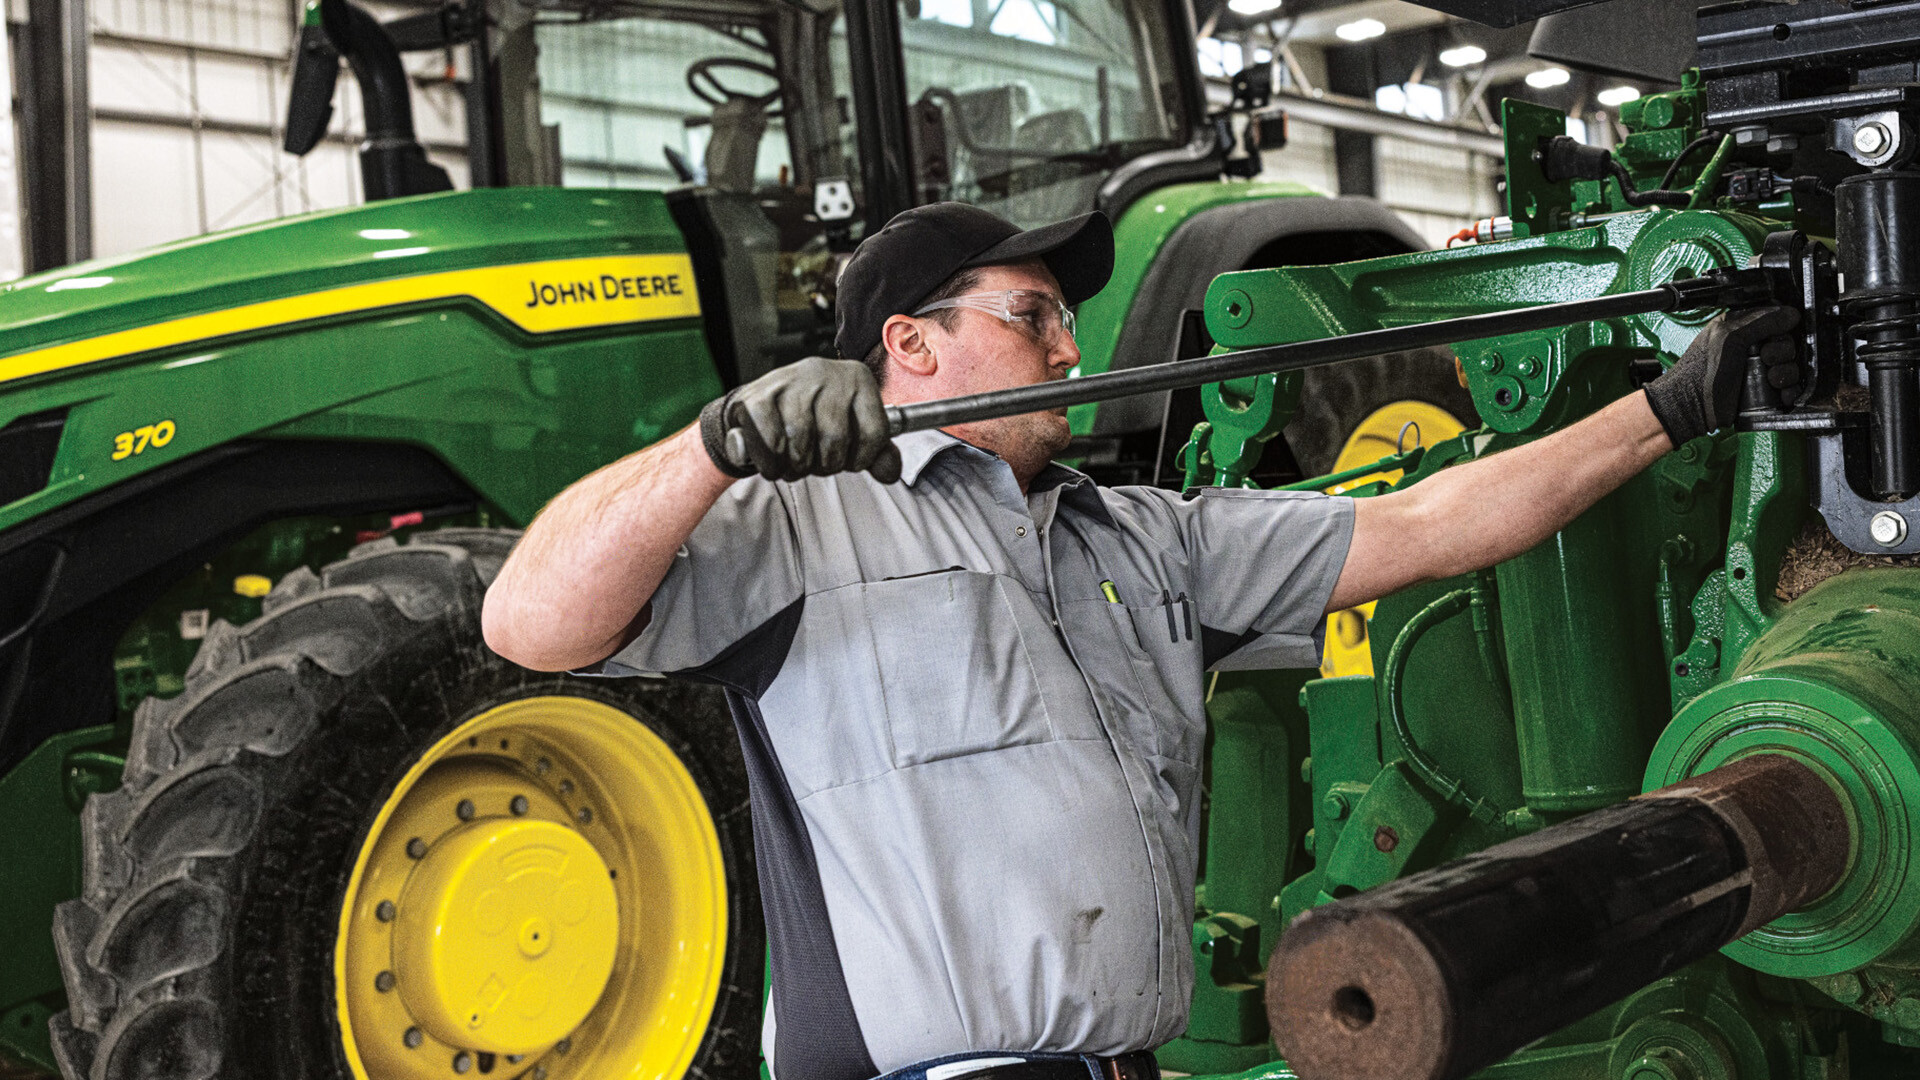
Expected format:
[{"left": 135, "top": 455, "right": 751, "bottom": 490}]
[{"left": 884, "top": 314, "right": 938, "bottom": 377}]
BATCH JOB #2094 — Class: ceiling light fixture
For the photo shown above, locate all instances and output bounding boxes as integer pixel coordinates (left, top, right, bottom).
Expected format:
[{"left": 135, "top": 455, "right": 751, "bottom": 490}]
[
  {"left": 1525, "top": 66, "right": 1571, "bottom": 89},
  {"left": 1228, "top": 0, "right": 1282, "bottom": 14},
  {"left": 1438, "top": 44, "right": 1486, "bottom": 67},
  {"left": 1334, "top": 17, "right": 1386, "bottom": 42},
  {"left": 1596, "top": 85, "right": 1641, "bottom": 107}
]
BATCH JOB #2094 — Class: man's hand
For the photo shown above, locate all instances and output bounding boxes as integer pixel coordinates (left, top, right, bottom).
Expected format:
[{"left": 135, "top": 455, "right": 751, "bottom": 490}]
[
  {"left": 1643, "top": 306, "right": 1801, "bottom": 446},
  {"left": 699, "top": 357, "right": 903, "bottom": 482}
]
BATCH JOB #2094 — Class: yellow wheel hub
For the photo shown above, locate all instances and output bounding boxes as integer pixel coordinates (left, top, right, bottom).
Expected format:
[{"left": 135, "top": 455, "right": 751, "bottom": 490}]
[
  {"left": 336, "top": 696, "right": 727, "bottom": 1080},
  {"left": 394, "top": 818, "right": 619, "bottom": 1053},
  {"left": 1319, "top": 400, "right": 1468, "bottom": 679}
]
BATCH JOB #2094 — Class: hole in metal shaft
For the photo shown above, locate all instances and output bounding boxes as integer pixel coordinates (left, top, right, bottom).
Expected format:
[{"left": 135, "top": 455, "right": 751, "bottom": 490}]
[{"left": 1333, "top": 986, "right": 1376, "bottom": 1031}]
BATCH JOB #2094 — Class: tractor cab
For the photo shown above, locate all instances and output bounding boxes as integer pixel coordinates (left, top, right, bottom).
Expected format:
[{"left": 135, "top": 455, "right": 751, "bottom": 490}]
[{"left": 289, "top": 0, "right": 1216, "bottom": 385}]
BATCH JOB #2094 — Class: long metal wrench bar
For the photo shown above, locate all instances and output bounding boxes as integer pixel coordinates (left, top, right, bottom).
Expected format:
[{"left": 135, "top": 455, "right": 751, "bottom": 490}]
[{"left": 883, "top": 277, "right": 1746, "bottom": 436}]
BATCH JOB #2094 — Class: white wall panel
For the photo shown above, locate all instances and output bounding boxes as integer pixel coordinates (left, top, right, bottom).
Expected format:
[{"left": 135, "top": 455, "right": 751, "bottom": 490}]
[
  {"left": 92, "top": 119, "right": 202, "bottom": 253},
  {"left": 83, "top": 0, "right": 472, "bottom": 259}
]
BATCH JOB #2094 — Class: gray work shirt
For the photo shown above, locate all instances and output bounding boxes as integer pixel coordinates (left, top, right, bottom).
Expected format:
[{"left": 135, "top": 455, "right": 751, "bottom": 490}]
[{"left": 605, "top": 429, "right": 1352, "bottom": 1080}]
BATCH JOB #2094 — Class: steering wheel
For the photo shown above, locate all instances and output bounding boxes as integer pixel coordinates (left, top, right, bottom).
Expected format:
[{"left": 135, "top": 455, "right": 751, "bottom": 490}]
[{"left": 687, "top": 57, "right": 784, "bottom": 110}]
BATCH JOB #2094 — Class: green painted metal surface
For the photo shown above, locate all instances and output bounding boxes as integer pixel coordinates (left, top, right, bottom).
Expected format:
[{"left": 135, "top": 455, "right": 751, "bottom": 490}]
[
  {"left": 0, "top": 188, "right": 719, "bottom": 532},
  {"left": 1166, "top": 88, "right": 1920, "bottom": 1080}
]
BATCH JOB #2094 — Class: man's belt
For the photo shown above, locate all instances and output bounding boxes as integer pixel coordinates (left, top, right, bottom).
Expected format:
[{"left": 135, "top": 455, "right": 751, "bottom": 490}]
[{"left": 963, "top": 1052, "right": 1158, "bottom": 1080}]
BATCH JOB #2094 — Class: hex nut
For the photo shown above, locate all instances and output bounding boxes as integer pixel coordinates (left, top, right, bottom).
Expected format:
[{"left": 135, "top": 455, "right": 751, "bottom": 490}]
[
  {"left": 404, "top": 1028, "right": 424, "bottom": 1049},
  {"left": 1855, "top": 122, "right": 1891, "bottom": 156},
  {"left": 375, "top": 971, "right": 395, "bottom": 993},
  {"left": 453, "top": 1051, "right": 473, "bottom": 1074},
  {"left": 1871, "top": 510, "right": 1908, "bottom": 547},
  {"left": 406, "top": 837, "right": 429, "bottom": 859},
  {"left": 376, "top": 900, "right": 396, "bottom": 922},
  {"left": 511, "top": 795, "right": 530, "bottom": 816},
  {"left": 457, "top": 799, "right": 476, "bottom": 821}
]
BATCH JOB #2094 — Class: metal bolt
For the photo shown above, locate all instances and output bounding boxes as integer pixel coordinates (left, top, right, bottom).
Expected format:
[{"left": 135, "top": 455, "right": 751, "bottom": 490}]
[
  {"left": 375, "top": 970, "right": 395, "bottom": 993},
  {"left": 558, "top": 780, "right": 574, "bottom": 795},
  {"left": 577, "top": 807, "right": 594, "bottom": 825},
  {"left": 453, "top": 1051, "right": 473, "bottom": 1074},
  {"left": 555, "top": 1038, "right": 572, "bottom": 1055},
  {"left": 1855, "top": 122, "right": 1891, "bottom": 156},
  {"left": 407, "top": 837, "right": 428, "bottom": 859},
  {"left": 404, "top": 1028, "right": 424, "bottom": 1049},
  {"left": 376, "top": 900, "right": 396, "bottom": 922},
  {"left": 532, "top": 1068, "right": 548, "bottom": 1080},
  {"left": 1518, "top": 356, "right": 1541, "bottom": 378},
  {"left": 1871, "top": 510, "right": 1908, "bottom": 547},
  {"left": 511, "top": 796, "right": 529, "bottom": 816},
  {"left": 1478, "top": 352, "right": 1503, "bottom": 373},
  {"left": 1374, "top": 825, "right": 1400, "bottom": 853},
  {"left": 457, "top": 799, "right": 476, "bottom": 821},
  {"left": 535, "top": 757, "right": 552, "bottom": 775},
  {"left": 1322, "top": 792, "right": 1351, "bottom": 820},
  {"left": 507, "top": 1056, "right": 523, "bottom": 1065}
]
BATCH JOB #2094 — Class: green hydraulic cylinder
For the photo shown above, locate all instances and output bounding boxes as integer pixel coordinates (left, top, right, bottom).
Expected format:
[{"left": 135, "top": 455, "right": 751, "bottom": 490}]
[{"left": 1496, "top": 484, "right": 1665, "bottom": 813}]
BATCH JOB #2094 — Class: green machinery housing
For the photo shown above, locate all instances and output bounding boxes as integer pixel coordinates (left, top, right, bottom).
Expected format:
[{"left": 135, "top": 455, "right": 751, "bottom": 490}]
[{"left": 1166, "top": 3, "right": 1920, "bottom": 1077}]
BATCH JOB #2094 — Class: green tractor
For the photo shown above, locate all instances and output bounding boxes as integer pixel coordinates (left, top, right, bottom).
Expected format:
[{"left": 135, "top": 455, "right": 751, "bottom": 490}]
[{"left": 0, "top": 0, "right": 1457, "bottom": 1078}]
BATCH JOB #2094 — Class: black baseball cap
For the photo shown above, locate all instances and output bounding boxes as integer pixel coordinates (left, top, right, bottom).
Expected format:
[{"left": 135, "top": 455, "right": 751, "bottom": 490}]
[{"left": 835, "top": 203, "right": 1114, "bottom": 361}]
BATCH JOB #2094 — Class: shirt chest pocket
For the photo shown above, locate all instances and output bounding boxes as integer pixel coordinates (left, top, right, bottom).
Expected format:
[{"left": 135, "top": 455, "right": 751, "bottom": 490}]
[
  {"left": 860, "top": 569, "right": 1079, "bottom": 769},
  {"left": 1103, "top": 595, "right": 1208, "bottom": 766}
]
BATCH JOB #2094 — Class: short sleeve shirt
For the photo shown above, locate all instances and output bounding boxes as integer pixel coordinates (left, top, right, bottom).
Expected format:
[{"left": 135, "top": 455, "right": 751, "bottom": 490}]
[{"left": 604, "top": 429, "right": 1353, "bottom": 1080}]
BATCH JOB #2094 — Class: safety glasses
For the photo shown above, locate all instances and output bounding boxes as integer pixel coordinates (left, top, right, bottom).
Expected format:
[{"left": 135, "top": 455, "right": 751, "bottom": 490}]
[{"left": 913, "top": 289, "right": 1077, "bottom": 346}]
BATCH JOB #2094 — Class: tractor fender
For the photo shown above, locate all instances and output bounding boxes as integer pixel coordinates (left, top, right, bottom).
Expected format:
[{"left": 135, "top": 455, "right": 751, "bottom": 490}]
[{"left": 1092, "top": 195, "right": 1427, "bottom": 436}]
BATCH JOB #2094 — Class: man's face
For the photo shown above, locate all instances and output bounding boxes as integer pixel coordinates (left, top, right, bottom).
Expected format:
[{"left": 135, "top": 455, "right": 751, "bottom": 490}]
[{"left": 907, "top": 260, "right": 1082, "bottom": 465}]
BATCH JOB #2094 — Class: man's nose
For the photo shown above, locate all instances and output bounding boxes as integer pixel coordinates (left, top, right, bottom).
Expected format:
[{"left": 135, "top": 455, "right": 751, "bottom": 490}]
[{"left": 1050, "top": 332, "right": 1081, "bottom": 370}]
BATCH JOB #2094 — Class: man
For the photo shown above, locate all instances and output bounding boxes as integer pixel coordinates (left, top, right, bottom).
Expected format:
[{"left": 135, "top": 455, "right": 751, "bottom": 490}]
[{"left": 481, "top": 203, "right": 1795, "bottom": 1080}]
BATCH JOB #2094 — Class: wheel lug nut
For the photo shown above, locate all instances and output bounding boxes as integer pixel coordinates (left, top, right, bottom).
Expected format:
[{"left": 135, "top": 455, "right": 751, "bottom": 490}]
[
  {"left": 376, "top": 900, "right": 396, "bottom": 922},
  {"left": 457, "top": 799, "right": 476, "bottom": 821},
  {"left": 555, "top": 1038, "right": 571, "bottom": 1055},
  {"left": 510, "top": 796, "right": 529, "bottom": 816},
  {"left": 404, "top": 1027, "right": 424, "bottom": 1049},
  {"left": 453, "top": 1051, "right": 473, "bottom": 1074},
  {"left": 576, "top": 807, "right": 593, "bottom": 825},
  {"left": 506, "top": 1055, "right": 523, "bottom": 1064},
  {"left": 535, "top": 757, "right": 552, "bottom": 775},
  {"left": 407, "top": 837, "right": 428, "bottom": 859},
  {"left": 558, "top": 780, "right": 574, "bottom": 795},
  {"left": 375, "top": 970, "right": 395, "bottom": 993},
  {"left": 532, "top": 1067, "right": 547, "bottom": 1080}
]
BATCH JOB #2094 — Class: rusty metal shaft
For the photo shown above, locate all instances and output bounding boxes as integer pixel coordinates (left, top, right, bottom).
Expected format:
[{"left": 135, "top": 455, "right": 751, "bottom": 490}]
[{"left": 1266, "top": 754, "right": 1850, "bottom": 1080}]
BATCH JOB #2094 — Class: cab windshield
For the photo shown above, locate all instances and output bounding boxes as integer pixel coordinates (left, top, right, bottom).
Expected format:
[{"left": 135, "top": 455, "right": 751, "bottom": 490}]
[{"left": 896, "top": 0, "right": 1188, "bottom": 226}]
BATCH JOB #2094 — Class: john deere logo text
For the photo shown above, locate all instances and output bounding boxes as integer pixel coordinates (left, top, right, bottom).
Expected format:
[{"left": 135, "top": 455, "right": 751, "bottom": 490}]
[{"left": 526, "top": 272, "right": 687, "bottom": 308}]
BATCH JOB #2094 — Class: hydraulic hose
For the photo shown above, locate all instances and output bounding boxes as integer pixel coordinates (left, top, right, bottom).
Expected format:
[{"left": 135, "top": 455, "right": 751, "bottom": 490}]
[{"left": 1381, "top": 588, "right": 1508, "bottom": 825}]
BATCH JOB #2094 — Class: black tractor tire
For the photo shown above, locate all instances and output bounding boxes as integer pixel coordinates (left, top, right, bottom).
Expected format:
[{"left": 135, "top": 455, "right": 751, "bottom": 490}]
[
  {"left": 1283, "top": 346, "right": 1478, "bottom": 478},
  {"left": 46, "top": 529, "right": 761, "bottom": 1080}
]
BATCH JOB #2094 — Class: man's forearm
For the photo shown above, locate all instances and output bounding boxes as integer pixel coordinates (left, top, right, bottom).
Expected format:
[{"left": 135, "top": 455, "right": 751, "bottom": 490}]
[
  {"left": 482, "top": 423, "right": 734, "bottom": 671},
  {"left": 1416, "top": 390, "right": 1672, "bottom": 572},
  {"left": 1331, "top": 391, "right": 1672, "bottom": 609}
]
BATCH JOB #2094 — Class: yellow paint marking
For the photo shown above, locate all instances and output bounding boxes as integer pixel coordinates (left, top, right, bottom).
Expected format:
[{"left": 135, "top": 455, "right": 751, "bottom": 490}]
[{"left": 0, "top": 253, "right": 701, "bottom": 385}]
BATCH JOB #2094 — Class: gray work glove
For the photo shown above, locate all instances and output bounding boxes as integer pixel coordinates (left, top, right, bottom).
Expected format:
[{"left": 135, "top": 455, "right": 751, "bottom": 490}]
[
  {"left": 698, "top": 357, "right": 903, "bottom": 483},
  {"left": 1643, "top": 306, "right": 1801, "bottom": 445}
]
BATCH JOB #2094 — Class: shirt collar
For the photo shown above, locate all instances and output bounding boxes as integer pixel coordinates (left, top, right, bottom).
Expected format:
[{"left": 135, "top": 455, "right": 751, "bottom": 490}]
[
  {"left": 896, "top": 429, "right": 976, "bottom": 486},
  {"left": 895, "top": 429, "right": 1117, "bottom": 527}
]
